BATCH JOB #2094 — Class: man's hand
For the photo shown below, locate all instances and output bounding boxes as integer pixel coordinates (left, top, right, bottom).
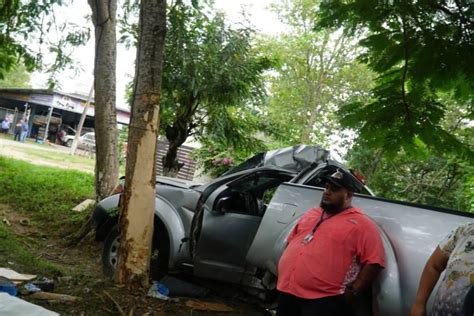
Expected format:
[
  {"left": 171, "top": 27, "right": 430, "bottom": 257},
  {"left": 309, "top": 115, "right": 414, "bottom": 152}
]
[
  {"left": 409, "top": 302, "right": 426, "bottom": 316},
  {"left": 343, "top": 283, "right": 358, "bottom": 305}
]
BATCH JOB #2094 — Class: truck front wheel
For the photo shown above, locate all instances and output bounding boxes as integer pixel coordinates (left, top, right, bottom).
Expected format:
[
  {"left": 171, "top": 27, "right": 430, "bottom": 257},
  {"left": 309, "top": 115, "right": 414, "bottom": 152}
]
[{"left": 101, "top": 221, "right": 170, "bottom": 279}]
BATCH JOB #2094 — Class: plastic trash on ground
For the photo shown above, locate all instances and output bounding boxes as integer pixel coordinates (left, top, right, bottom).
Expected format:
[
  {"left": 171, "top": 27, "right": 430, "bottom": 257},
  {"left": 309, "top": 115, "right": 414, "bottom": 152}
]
[
  {"left": 23, "top": 283, "right": 42, "bottom": 293},
  {"left": 147, "top": 281, "right": 169, "bottom": 300},
  {"left": 32, "top": 277, "right": 54, "bottom": 291},
  {"left": 160, "top": 275, "right": 209, "bottom": 298},
  {"left": 0, "top": 276, "right": 17, "bottom": 296}
]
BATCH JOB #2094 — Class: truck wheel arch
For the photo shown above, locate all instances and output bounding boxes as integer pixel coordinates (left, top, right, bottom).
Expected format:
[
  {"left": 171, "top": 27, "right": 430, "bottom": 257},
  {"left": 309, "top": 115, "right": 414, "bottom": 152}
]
[
  {"left": 154, "top": 197, "right": 187, "bottom": 269},
  {"left": 372, "top": 228, "right": 403, "bottom": 316}
]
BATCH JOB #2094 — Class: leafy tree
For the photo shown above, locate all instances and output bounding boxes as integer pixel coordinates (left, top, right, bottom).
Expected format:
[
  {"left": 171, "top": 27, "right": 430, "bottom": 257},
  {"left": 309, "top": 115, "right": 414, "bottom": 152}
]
[
  {"left": 0, "top": 0, "right": 90, "bottom": 87},
  {"left": 348, "top": 145, "right": 472, "bottom": 211},
  {"left": 347, "top": 97, "right": 474, "bottom": 212},
  {"left": 158, "top": 3, "right": 273, "bottom": 175},
  {"left": 119, "top": 2, "right": 272, "bottom": 176},
  {"left": 318, "top": 0, "right": 474, "bottom": 160},
  {"left": 88, "top": 0, "right": 120, "bottom": 201},
  {"left": 257, "top": 0, "right": 375, "bottom": 154},
  {"left": 116, "top": 0, "right": 167, "bottom": 288},
  {"left": 192, "top": 105, "right": 267, "bottom": 176},
  {"left": 0, "top": 63, "right": 31, "bottom": 88}
]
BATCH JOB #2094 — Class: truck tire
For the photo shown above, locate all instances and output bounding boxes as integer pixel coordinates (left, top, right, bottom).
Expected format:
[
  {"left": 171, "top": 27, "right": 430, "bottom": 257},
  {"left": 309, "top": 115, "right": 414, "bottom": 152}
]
[
  {"left": 66, "top": 139, "right": 73, "bottom": 147},
  {"left": 101, "top": 221, "right": 170, "bottom": 279},
  {"left": 102, "top": 224, "right": 120, "bottom": 278}
]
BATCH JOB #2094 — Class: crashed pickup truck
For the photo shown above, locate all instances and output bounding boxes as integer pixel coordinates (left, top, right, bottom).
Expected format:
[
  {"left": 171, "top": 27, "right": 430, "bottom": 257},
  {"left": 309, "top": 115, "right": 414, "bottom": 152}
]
[{"left": 91, "top": 145, "right": 473, "bottom": 315}]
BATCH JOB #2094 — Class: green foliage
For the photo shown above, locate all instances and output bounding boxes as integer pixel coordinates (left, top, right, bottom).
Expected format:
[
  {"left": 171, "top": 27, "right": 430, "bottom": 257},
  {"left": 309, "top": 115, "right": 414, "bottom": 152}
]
[
  {"left": 0, "top": 225, "right": 62, "bottom": 275},
  {"left": 0, "top": 62, "right": 31, "bottom": 88},
  {"left": 192, "top": 106, "right": 267, "bottom": 176},
  {"left": 0, "top": 157, "right": 95, "bottom": 230},
  {"left": 0, "top": 0, "right": 90, "bottom": 87},
  {"left": 318, "top": 0, "right": 474, "bottom": 160},
  {"left": 347, "top": 144, "right": 473, "bottom": 212},
  {"left": 257, "top": 0, "right": 375, "bottom": 150},
  {"left": 160, "top": 3, "right": 273, "bottom": 141},
  {"left": 0, "top": 157, "right": 95, "bottom": 276},
  {"left": 120, "top": 2, "right": 273, "bottom": 171}
]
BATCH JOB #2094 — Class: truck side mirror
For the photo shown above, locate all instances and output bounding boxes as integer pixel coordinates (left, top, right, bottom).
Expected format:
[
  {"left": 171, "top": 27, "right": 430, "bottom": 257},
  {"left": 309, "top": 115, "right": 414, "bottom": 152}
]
[{"left": 215, "top": 196, "right": 231, "bottom": 214}]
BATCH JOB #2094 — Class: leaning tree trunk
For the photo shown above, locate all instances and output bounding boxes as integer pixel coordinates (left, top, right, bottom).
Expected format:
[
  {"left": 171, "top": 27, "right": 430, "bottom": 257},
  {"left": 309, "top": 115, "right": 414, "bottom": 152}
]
[
  {"left": 116, "top": 0, "right": 167, "bottom": 289},
  {"left": 88, "top": 0, "right": 119, "bottom": 201}
]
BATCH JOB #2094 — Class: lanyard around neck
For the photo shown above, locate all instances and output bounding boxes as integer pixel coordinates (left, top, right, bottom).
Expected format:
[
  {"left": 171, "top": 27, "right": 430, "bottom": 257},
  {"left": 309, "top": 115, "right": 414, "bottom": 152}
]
[{"left": 310, "top": 211, "right": 329, "bottom": 236}]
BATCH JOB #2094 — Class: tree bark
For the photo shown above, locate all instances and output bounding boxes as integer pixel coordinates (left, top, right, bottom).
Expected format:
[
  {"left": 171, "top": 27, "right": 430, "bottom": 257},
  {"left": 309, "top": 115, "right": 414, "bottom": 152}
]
[
  {"left": 116, "top": 0, "right": 167, "bottom": 289},
  {"left": 163, "top": 120, "right": 188, "bottom": 176},
  {"left": 88, "top": 0, "right": 119, "bottom": 201}
]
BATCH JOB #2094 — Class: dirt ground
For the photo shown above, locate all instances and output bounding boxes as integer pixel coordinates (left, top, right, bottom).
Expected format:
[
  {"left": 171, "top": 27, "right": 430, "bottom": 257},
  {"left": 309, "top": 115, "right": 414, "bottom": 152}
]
[
  {"left": 0, "top": 137, "right": 270, "bottom": 315},
  {"left": 0, "top": 136, "right": 95, "bottom": 173}
]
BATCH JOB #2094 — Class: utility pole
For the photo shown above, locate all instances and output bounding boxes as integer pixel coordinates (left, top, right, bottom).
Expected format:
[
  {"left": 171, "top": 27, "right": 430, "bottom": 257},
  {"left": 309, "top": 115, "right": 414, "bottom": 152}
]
[
  {"left": 43, "top": 106, "right": 53, "bottom": 143},
  {"left": 71, "top": 85, "right": 94, "bottom": 155}
]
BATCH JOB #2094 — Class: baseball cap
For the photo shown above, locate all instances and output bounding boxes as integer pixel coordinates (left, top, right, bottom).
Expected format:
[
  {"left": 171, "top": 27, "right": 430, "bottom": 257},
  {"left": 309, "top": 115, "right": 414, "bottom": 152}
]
[{"left": 323, "top": 168, "right": 360, "bottom": 193}]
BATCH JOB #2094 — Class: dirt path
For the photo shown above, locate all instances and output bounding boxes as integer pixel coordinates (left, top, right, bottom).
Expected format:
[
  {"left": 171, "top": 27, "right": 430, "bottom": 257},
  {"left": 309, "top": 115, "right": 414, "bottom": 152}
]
[{"left": 0, "top": 137, "right": 95, "bottom": 174}]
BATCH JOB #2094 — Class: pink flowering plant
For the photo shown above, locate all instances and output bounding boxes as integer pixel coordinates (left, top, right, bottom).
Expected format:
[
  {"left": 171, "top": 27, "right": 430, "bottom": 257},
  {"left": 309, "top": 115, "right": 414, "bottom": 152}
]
[
  {"left": 192, "top": 139, "right": 265, "bottom": 177},
  {"left": 193, "top": 145, "right": 239, "bottom": 177}
]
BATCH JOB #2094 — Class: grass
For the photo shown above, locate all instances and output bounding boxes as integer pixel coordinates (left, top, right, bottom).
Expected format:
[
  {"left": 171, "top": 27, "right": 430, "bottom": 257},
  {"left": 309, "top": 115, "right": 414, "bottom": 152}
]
[
  {"left": 0, "top": 156, "right": 262, "bottom": 315},
  {"left": 0, "top": 225, "right": 60, "bottom": 275},
  {"left": 0, "top": 156, "right": 94, "bottom": 222},
  {"left": 0, "top": 156, "right": 95, "bottom": 275},
  {"left": 15, "top": 146, "right": 96, "bottom": 167}
]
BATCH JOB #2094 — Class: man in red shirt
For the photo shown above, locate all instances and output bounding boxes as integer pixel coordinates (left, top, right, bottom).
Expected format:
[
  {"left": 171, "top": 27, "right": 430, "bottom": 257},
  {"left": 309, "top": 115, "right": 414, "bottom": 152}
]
[{"left": 276, "top": 168, "right": 385, "bottom": 316}]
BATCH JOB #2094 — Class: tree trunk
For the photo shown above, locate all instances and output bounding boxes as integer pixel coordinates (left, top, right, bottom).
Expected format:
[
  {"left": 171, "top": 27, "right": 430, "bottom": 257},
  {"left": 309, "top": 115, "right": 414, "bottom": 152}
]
[
  {"left": 116, "top": 0, "right": 167, "bottom": 289},
  {"left": 88, "top": 0, "right": 119, "bottom": 201},
  {"left": 163, "top": 121, "right": 188, "bottom": 176}
]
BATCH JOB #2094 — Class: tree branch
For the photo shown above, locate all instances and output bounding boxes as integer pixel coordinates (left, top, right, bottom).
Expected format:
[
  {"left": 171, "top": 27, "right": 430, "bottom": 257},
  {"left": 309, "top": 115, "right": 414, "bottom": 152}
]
[{"left": 400, "top": 0, "right": 411, "bottom": 122}]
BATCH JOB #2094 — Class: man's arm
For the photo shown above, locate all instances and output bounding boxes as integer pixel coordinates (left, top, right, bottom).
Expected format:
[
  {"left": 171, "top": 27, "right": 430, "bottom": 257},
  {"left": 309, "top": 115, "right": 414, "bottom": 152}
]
[
  {"left": 347, "top": 263, "right": 383, "bottom": 296},
  {"left": 409, "top": 246, "right": 448, "bottom": 316}
]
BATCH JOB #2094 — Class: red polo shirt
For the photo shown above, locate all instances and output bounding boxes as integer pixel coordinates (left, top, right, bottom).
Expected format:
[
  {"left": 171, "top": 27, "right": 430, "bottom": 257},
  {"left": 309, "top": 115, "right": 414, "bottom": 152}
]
[{"left": 277, "top": 207, "right": 385, "bottom": 299}]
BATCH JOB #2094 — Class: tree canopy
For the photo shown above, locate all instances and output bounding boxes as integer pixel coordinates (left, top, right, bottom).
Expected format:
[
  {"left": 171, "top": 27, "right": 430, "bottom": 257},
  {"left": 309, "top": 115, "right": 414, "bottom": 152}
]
[
  {"left": 120, "top": 1, "right": 273, "bottom": 175},
  {"left": 0, "top": 0, "right": 90, "bottom": 87},
  {"left": 0, "top": 62, "right": 31, "bottom": 88},
  {"left": 317, "top": 0, "right": 474, "bottom": 161},
  {"left": 256, "top": 0, "right": 374, "bottom": 156}
]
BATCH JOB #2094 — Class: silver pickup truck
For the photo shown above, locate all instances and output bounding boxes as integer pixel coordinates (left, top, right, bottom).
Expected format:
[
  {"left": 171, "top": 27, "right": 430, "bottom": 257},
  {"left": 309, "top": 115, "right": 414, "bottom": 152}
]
[{"left": 91, "top": 145, "right": 473, "bottom": 315}]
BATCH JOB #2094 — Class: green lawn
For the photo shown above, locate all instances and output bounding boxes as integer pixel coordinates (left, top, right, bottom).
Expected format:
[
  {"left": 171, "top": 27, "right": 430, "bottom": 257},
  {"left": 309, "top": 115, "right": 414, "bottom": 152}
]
[{"left": 0, "top": 157, "right": 95, "bottom": 274}]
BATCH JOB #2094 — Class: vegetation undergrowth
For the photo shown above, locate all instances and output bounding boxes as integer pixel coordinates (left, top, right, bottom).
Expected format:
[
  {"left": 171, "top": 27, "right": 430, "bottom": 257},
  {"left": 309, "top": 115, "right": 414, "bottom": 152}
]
[
  {"left": 0, "top": 225, "right": 61, "bottom": 275},
  {"left": 0, "top": 156, "right": 95, "bottom": 234}
]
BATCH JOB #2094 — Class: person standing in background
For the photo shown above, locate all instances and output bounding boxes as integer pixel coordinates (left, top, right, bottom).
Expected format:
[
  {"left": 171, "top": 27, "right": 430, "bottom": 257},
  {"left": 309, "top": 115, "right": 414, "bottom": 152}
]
[
  {"left": 1, "top": 118, "right": 10, "bottom": 134},
  {"left": 20, "top": 119, "right": 28, "bottom": 143},
  {"left": 13, "top": 119, "right": 22, "bottom": 141}
]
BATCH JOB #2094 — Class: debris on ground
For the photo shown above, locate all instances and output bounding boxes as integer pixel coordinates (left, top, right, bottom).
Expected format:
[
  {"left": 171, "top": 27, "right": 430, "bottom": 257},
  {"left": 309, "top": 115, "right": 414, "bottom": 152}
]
[
  {"left": 0, "top": 268, "right": 36, "bottom": 283},
  {"left": 23, "top": 283, "right": 42, "bottom": 293},
  {"left": 32, "top": 277, "right": 54, "bottom": 291},
  {"left": 71, "top": 199, "right": 95, "bottom": 212},
  {"left": 147, "top": 281, "right": 170, "bottom": 300},
  {"left": 0, "top": 276, "right": 17, "bottom": 296},
  {"left": 185, "top": 300, "right": 235, "bottom": 312},
  {"left": 19, "top": 218, "right": 30, "bottom": 226},
  {"left": 0, "top": 293, "right": 59, "bottom": 316},
  {"left": 160, "top": 275, "right": 209, "bottom": 298},
  {"left": 29, "top": 291, "right": 81, "bottom": 303}
]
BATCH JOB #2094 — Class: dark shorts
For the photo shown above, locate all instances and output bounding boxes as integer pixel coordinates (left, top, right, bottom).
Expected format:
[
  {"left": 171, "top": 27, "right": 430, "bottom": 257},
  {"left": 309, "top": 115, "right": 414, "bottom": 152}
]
[
  {"left": 464, "top": 286, "right": 474, "bottom": 316},
  {"left": 276, "top": 291, "right": 353, "bottom": 316}
]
